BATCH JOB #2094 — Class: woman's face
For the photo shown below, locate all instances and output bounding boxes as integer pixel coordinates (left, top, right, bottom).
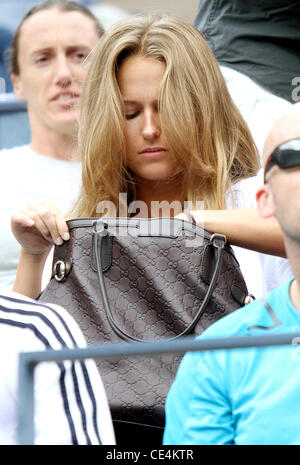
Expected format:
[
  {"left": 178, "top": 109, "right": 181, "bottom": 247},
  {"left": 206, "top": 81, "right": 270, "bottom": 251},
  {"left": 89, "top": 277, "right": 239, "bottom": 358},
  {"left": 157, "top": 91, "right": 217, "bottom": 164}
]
[{"left": 117, "top": 54, "right": 177, "bottom": 183}]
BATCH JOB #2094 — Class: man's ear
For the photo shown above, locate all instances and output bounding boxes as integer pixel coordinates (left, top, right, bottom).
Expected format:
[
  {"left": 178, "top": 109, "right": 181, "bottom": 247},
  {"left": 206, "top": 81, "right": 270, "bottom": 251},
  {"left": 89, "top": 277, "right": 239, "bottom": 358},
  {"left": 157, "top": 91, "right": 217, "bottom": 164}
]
[
  {"left": 11, "top": 74, "right": 25, "bottom": 100},
  {"left": 256, "top": 184, "right": 275, "bottom": 219}
]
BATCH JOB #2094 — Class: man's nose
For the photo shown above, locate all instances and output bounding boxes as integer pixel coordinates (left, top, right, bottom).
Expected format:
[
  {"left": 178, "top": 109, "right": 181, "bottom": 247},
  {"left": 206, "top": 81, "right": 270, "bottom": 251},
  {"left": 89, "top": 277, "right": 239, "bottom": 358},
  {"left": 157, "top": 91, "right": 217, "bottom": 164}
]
[{"left": 54, "top": 55, "right": 73, "bottom": 87}]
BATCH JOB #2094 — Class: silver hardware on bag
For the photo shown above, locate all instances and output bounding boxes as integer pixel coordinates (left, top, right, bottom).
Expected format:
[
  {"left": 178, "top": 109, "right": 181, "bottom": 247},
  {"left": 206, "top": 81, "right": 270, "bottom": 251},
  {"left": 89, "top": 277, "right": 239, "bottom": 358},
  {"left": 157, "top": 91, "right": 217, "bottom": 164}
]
[
  {"left": 244, "top": 294, "right": 256, "bottom": 305},
  {"left": 93, "top": 219, "right": 108, "bottom": 235},
  {"left": 210, "top": 233, "right": 227, "bottom": 248},
  {"left": 53, "top": 260, "right": 72, "bottom": 282}
]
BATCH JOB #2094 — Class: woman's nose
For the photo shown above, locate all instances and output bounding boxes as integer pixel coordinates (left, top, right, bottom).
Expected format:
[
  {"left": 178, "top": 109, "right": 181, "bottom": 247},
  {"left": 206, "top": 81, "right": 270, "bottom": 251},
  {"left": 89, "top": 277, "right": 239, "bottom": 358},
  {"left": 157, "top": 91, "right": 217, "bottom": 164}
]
[{"left": 142, "top": 110, "right": 161, "bottom": 140}]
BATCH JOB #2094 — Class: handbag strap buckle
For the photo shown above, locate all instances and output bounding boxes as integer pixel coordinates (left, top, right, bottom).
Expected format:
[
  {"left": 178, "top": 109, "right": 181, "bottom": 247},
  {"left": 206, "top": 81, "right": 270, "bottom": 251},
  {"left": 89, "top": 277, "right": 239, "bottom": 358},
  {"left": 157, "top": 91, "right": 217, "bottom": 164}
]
[
  {"left": 93, "top": 219, "right": 108, "bottom": 235},
  {"left": 209, "top": 233, "right": 226, "bottom": 249}
]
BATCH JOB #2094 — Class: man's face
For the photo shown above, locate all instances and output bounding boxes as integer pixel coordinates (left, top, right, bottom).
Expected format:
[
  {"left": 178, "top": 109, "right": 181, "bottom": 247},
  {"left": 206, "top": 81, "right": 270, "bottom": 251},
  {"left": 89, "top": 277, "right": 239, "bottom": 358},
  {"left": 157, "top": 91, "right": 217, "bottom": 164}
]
[
  {"left": 12, "top": 8, "right": 99, "bottom": 138},
  {"left": 267, "top": 157, "right": 300, "bottom": 244},
  {"left": 257, "top": 103, "right": 300, "bottom": 245}
]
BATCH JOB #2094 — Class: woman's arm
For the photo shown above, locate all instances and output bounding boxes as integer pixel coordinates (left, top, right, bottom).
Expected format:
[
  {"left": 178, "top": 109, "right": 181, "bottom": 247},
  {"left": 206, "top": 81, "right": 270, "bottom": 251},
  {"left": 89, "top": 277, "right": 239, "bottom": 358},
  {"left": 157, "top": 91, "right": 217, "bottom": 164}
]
[
  {"left": 13, "top": 247, "right": 50, "bottom": 299},
  {"left": 179, "top": 208, "right": 285, "bottom": 257},
  {"left": 11, "top": 202, "right": 70, "bottom": 298}
]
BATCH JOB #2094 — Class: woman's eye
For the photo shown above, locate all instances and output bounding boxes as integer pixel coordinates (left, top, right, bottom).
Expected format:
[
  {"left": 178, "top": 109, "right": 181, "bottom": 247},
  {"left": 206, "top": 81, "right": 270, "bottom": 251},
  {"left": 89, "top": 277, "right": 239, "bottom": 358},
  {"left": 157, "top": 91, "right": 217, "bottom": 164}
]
[{"left": 125, "top": 111, "right": 139, "bottom": 120}]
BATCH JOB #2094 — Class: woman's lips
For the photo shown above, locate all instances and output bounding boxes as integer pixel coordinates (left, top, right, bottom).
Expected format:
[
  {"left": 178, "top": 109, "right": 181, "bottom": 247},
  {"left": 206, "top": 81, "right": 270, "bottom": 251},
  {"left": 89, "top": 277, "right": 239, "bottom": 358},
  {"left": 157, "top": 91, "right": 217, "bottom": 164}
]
[{"left": 138, "top": 147, "right": 167, "bottom": 159}]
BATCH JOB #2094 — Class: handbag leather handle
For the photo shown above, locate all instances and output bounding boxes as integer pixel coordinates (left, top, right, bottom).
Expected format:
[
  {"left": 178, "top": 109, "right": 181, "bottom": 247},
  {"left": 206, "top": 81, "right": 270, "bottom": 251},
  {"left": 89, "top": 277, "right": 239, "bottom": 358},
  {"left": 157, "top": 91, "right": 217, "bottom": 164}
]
[{"left": 93, "top": 223, "right": 226, "bottom": 343}]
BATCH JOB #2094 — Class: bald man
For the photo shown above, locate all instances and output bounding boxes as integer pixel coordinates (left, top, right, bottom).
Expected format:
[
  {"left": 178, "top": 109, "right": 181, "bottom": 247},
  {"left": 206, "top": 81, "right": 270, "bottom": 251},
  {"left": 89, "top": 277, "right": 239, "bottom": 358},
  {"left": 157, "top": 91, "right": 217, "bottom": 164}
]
[{"left": 164, "top": 103, "right": 300, "bottom": 445}]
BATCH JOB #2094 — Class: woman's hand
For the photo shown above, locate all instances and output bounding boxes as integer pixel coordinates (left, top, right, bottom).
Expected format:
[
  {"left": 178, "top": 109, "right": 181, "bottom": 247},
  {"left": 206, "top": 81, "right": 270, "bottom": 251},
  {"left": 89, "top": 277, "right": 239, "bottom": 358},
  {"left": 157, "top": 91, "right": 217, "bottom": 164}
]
[
  {"left": 11, "top": 201, "right": 70, "bottom": 256},
  {"left": 11, "top": 201, "right": 70, "bottom": 298}
]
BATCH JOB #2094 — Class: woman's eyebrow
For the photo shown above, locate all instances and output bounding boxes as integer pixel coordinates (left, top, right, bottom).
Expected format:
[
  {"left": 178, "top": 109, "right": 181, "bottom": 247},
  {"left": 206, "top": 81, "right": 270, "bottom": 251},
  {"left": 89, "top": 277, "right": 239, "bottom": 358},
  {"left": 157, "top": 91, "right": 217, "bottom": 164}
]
[{"left": 123, "top": 100, "right": 138, "bottom": 104}]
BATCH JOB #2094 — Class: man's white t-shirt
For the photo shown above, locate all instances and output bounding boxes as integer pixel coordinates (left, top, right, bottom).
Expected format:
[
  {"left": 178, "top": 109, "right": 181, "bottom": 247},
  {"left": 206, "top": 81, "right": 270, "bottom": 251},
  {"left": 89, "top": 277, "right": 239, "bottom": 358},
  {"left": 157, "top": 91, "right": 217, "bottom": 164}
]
[{"left": 0, "top": 145, "right": 81, "bottom": 290}]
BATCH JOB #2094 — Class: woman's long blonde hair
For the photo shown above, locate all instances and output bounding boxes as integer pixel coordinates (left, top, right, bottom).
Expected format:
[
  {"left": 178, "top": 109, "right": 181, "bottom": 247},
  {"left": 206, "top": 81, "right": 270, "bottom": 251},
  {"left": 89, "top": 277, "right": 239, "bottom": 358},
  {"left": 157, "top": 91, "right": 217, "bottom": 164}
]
[{"left": 71, "top": 14, "right": 260, "bottom": 218}]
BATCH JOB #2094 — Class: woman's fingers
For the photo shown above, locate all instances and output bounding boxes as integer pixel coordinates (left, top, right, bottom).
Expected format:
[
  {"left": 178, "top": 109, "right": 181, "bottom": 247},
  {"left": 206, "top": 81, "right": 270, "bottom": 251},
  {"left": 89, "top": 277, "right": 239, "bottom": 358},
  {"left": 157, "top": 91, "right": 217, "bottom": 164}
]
[
  {"left": 28, "top": 207, "right": 58, "bottom": 244},
  {"left": 11, "top": 210, "right": 53, "bottom": 255},
  {"left": 41, "top": 201, "right": 70, "bottom": 243},
  {"left": 26, "top": 201, "right": 69, "bottom": 246},
  {"left": 11, "top": 201, "right": 70, "bottom": 256}
]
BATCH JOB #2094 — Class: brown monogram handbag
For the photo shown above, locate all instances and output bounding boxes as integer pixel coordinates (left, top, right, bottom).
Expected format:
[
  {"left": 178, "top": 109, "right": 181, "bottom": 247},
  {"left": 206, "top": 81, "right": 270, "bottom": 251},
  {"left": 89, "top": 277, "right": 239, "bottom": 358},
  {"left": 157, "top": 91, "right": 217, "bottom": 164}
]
[{"left": 38, "top": 217, "right": 250, "bottom": 443}]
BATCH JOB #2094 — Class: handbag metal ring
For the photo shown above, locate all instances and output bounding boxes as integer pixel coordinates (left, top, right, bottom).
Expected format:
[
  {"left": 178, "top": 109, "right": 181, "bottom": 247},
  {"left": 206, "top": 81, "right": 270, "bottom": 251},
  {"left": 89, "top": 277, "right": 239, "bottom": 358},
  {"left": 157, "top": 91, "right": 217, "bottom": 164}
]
[{"left": 53, "top": 260, "right": 67, "bottom": 282}]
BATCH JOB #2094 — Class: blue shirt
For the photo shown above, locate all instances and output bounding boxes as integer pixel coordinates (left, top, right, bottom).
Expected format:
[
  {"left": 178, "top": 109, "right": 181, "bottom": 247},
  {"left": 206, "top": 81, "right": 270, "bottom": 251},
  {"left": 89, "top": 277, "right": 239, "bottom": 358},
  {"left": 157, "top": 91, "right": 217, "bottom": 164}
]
[{"left": 163, "top": 278, "right": 300, "bottom": 445}]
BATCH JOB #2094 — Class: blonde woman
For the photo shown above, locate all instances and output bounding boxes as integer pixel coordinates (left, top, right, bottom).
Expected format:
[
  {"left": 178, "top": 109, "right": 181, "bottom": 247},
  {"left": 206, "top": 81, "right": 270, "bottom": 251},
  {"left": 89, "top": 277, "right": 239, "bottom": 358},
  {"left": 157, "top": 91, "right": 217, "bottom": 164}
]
[
  {"left": 11, "top": 14, "right": 288, "bottom": 301},
  {"left": 11, "top": 13, "right": 291, "bottom": 444}
]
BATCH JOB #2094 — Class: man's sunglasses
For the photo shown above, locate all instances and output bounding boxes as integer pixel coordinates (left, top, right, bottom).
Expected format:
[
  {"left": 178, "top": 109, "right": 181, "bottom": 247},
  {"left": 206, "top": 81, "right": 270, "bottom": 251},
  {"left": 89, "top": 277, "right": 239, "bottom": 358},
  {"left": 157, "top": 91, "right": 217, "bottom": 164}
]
[{"left": 264, "top": 138, "right": 300, "bottom": 181}]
